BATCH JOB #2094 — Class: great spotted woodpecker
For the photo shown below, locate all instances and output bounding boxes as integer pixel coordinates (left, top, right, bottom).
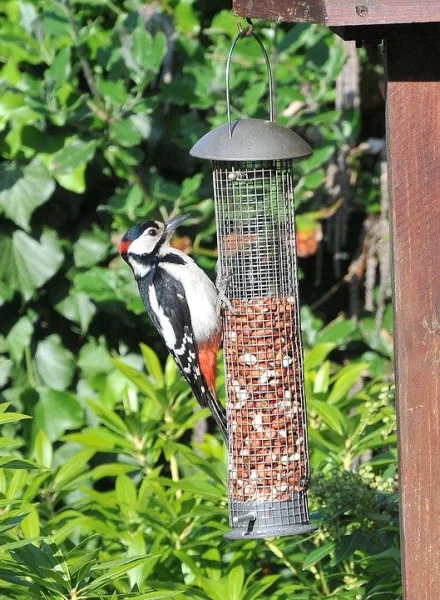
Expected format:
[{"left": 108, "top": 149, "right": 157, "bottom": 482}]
[{"left": 119, "top": 213, "right": 227, "bottom": 441}]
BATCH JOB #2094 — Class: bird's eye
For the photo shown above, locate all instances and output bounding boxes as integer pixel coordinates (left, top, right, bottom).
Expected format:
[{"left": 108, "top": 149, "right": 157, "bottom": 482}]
[{"left": 147, "top": 228, "right": 158, "bottom": 237}]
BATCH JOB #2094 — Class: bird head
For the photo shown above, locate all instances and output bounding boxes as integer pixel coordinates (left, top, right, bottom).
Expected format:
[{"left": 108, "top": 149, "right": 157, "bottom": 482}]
[{"left": 119, "top": 213, "right": 191, "bottom": 265}]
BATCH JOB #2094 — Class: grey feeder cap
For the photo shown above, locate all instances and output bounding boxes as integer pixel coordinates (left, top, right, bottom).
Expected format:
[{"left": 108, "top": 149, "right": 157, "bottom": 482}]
[{"left": 190, "top": 118, "right": 312, "bottom": 162}]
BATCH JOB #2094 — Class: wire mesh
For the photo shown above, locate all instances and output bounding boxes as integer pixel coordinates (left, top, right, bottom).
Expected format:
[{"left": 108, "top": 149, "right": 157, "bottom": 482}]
[{"left": 214, "top": 159, "right": 312, "bottom": 537}]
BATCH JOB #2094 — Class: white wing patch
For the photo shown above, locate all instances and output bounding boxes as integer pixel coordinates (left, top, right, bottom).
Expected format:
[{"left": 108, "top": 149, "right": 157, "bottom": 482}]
[
  {"left": 148, "top": 285, "right": 176, "bottom": 348},
  {"left": 159, "top": 257, "right": 220, "bottom": 343}
]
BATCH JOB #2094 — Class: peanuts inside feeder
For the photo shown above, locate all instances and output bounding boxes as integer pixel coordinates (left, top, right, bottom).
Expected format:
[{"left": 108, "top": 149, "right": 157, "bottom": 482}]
[{"left": 190, "top": 30, "right": 316, "bottom": 539}]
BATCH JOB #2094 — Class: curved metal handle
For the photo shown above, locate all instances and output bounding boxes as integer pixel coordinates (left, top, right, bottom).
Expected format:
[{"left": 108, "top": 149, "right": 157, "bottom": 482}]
[{"left": 226, "top": 30, "right": 275, "bottom": 138}]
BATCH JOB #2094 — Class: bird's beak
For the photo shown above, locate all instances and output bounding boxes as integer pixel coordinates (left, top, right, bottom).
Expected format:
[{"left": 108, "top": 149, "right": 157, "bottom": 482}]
[{"left": 164, "top": 213, "right": 191, "bottom": 236}]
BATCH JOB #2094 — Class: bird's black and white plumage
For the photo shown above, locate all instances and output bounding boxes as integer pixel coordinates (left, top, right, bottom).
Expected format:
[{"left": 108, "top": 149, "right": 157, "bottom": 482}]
[{"left": 119, "top": 214, "right": 227, "bottom": 441}]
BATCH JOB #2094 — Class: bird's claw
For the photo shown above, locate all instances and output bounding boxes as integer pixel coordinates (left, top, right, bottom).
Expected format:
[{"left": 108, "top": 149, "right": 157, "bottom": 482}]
[{"left": 216, "top": 272, "right": 236, "bottom": 316}]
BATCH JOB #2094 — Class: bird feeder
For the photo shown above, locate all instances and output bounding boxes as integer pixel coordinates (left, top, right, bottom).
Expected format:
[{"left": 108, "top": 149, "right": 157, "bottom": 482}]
[{"left": 190, "top": 30, "right": 315, "bottom": 539}]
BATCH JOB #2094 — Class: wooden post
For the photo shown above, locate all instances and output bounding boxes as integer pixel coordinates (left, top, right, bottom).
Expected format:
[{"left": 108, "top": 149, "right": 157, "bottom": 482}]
[
  {"left": 386, "top": 35, "right": 440, "bottom": 600},
  {"left": 233, "top": 1, "right": 440, "bottom": 593}
]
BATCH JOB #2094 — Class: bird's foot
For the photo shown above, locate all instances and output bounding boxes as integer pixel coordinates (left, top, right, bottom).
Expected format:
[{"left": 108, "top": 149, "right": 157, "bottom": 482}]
[{"left": 215, "top": 272, "right": 236, "bottom": 316}]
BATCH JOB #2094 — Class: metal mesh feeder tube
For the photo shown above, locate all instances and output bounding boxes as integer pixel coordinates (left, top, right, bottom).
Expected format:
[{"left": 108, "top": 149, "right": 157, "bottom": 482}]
[{"left": 190, "top": 30, "right": 316, "bottom": 540}]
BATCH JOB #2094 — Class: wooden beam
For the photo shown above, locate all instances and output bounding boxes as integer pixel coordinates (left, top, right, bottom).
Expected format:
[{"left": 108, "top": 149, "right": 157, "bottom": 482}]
[
  {"left": 233, "top": 0, "right": 325, "bottom": 23},
  {"left": 233, "top": 0, "right": 440, "bottom": 26},
  {"left": 327, "top": 0, "right": 440, "bottom": 26},
  {"left": 386, "top": 35, "right": 440, "bottom": 599}
]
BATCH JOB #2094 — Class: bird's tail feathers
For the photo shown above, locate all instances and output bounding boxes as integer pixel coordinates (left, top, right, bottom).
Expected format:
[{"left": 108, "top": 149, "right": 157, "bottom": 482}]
[{"left": 194, "top": 386, "right": 228, "bottom": 444}]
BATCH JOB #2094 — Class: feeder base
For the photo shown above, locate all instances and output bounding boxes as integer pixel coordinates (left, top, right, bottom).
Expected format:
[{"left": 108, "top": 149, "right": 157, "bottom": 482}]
[
  {"left": 225, "top": 494, "right": 316, "bottom": 541},
  {"left": 224, "top": 523, "right": 317, "bottom": 540}
]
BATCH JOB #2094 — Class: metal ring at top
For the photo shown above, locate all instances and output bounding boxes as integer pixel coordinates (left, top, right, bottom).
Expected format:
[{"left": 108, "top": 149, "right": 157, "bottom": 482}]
[{"left": 226, "top": 29, "right": 275, "bottom": 138}]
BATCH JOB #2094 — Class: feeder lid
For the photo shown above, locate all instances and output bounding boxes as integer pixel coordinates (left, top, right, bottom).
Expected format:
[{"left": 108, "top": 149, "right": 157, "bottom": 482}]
[{"left": 190, "top": 118, "right": 312, "bottom": 162}]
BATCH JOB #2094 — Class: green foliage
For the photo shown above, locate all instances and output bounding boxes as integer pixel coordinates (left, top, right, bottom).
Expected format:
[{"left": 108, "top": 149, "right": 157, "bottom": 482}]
[{"left": 0, "top": 0, "right": 397, "bottom": 598}]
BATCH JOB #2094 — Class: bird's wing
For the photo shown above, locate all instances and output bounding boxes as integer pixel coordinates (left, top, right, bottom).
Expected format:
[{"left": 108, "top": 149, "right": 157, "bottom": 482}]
[{"left": 144, "top": 268, "right": 227, "bottom": 440}]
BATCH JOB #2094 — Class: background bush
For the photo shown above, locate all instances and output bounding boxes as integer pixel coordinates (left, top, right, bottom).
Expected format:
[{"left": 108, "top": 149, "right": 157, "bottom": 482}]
[{"left": 0, "top": 1, "right": 398, "bottom": 598}]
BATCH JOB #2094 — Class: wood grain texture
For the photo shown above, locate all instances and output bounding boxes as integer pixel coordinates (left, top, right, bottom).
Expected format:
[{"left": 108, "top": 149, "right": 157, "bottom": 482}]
[
  {"left": 233, "top": 0, "right": 440, "bottom": 25},
  {"left": 233, "top": 0, "right": 325, "bottom": 23},
  {"left": 327, "top": 0, "right": 440, "bottom": 26},
  {"left": 386, "top": 36, "right": 440, "bottom": 600}
]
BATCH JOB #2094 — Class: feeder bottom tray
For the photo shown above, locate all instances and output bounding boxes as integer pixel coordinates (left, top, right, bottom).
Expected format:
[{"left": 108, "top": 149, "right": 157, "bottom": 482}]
[{"left": 225, "top": 493, "right": 317, "bottom": 540}]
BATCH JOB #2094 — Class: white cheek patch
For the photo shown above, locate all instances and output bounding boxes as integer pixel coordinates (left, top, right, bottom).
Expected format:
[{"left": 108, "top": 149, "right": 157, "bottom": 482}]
[
  {"left": 148, "top": 285, "right": 176, "bottom": 348},
  {"left": 128, "top": 234, "right": 157, "bottom": 256}
]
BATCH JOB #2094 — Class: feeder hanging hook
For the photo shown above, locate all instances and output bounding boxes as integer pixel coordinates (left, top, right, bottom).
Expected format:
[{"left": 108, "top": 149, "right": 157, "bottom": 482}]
[{"left": 226, "top": 21, "right": 275, "bottom": 138}]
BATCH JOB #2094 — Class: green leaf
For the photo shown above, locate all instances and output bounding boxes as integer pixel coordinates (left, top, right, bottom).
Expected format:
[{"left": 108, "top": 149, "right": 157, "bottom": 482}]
[
  {"left": 310, "top": 399, "right": 346, "bottom": 436},
  {"left": 54, "top": 291, "right": 96, "bottom": 334},
  {"left": 244, "top": 576, "right": 279, "bottom": 600},
  {"left": 140, "top": 344, "right": 163, "bottom": 386},
  {"left": 46, "top": 47, "right": 71, "bottom": 89},
  {"left": 0, "top": 456, "right": 38, "bottom": 469},
  {"left": 201, "top": 547, "right": 222, "bottom": 581},
  {"left": 53, "top": 449, "right": 95, "bottom": 490},
  {"left": 0, "top": 411, "right": 31, "bottom": 425},
  {"left": 159, "top": 477, "right": 223, "bottom": 499},
  {"left": 21, "top": 507, "right": 40, "bottom": 539},
  {"left": 62, "top": 427, "right": 131, "bottom": 450},
  {"left": 87, "top": 399, "right": 128, "bottom": 434},
  {"left": 301, "top": 145, "right": 335, "bottom": 171},
  {"left": 0, "top": 159, "right": 55, "bottom": 230},
  {"left": 303, "top": 541, "right": 336, "bottom": 569},
  {"left": 73, "top": 267, "right": 118, "bottom": 302},
  {"left": 33, "top": 388, "right": 84, "bottom": 441},
  {"left": 97, "top": 79, "right": 130, "bottom": 104},
  {"left": 317, "top": 319, "right": 357, "bottom": 346},
  {"left": 128, "top": 593, "right": 179, "bottom": 600},
  {"left": 111, "top": 357, "right": 157, "bottom": 398},
  {"left": 33, "top": 430, "right": 53, "bottom": 469},
  {"left": 327, "top": 363, "right": 368, "bottom": 405},
  {"left": 227, "top": 565, "right": 245, "bottom": 600},
  {"left": 53, "top": 163, "right": 87, "bottom": 193},
  {"left": 0, "top": 229, "right": 64, "bottom": 301},
  {"left": 51, "top": 139, "right": 98, "bottom": 174},
  {"left": 84, "top": 556, "right": 158, "bottom": 592},
  {"left": 7, "top": 316, "right": 33, "bottom": 363},
  {"left": 110, "top": 118, "right": 143, "bottom": 147},
  {"left": 304, "top": 343, "right": 336, "bottom": 371},
  {"left": 35, "top": 335, "right": 75, "bottom": 391},
  {"left": 116, "top": 474, "right": 137, "bottom": 513},
  {"left": 199, "top": 579, "right": 227, "bottom": 600},
  {"left": 131, "top": 28, "right": 152, "bottom": 69},
  {"left": 173, "top": 550, "right": 203, "bottom": 578},
  {"left": 313, "top": 361, "right": 330, "bottom": 394},
  {"left": 0, "top": 358, "right": 12, "bottom": 387},
  {"left": 330, "top": 531, "right": 364, "bottom": 566},
  {"left": 73, "top": 231, "right": 109, "bottom": 268}
]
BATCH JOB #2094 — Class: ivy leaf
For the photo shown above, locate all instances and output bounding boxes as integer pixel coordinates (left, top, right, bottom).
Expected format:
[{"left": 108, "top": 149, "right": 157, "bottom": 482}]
[
  {"left": 0, "top": 229, "right": 64, "bottom": 301},
  {"left": 54, "top": 292, "right": 96, "bottom": 334},
  {"left": 33, "top": 388, "right": 84, "bottom": 442},
  {"left": 0, "top": 159, "right": 55, "bottom": 230},
  {"left": 73, "top": 231, "right": 109, "bottom": 268},
  {"left": 7, "top": 316, "right": 34, "bottom": 363},
  {"left": 53, "top": 164, "right": 86, "bottom": 193},
  {"left": 51, "top": 139, "right": 98, "bottom": 175},
  {"left": 35, "top": 335, "right": 75, "bottom": 391},
  {"left": 73, "top": 267, "right": 119, "bottom": 302},
  {"left": 0, "top": 358, "right": 12, "bottom": 387}
]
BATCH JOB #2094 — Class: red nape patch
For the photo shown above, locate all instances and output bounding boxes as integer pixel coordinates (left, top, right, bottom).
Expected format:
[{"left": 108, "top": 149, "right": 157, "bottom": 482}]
[{"left": 119, "top": 241, "right": 131, "bottom": 254}]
